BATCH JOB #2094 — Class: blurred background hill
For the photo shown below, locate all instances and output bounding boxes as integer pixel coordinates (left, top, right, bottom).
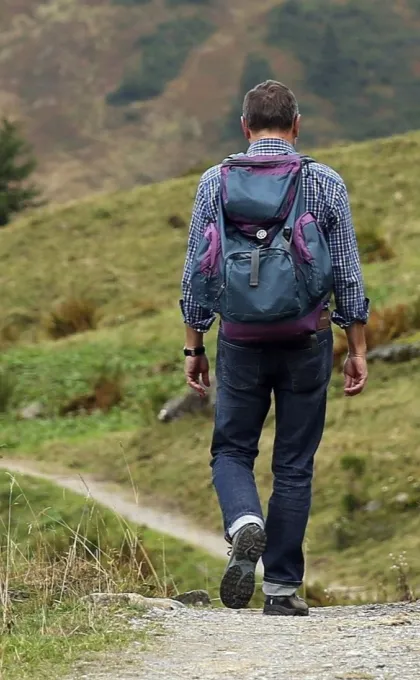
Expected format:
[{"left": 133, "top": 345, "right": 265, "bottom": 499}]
[{"left": 1, "top": 0, "right": 419, "bottom": 201}]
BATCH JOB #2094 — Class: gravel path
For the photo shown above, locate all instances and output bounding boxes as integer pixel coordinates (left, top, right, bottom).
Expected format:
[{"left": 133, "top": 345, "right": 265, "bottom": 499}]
[{"left": 78, "top": 602, "right": 420, "bottom": 680}]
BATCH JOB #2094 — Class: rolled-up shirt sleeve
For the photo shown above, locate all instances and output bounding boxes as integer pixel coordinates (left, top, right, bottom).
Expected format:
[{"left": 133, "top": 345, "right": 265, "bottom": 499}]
[
  {"left": 180, "top": 178, "right": 216, "bottom": 332},
  {"left": 327, "top": 182, "right": 370, "bottom": 328}
]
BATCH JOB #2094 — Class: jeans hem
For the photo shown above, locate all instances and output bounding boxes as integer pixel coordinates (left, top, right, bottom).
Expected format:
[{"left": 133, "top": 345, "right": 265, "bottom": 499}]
[
  {"left": 227, "top": 514, "right": 265, "bottom": 540},
  {"left": 263, "top": 581, "right": 301, "bottom": 597},
  {"left": 263, "top": 579, "right": 302, "bottom": 587}
]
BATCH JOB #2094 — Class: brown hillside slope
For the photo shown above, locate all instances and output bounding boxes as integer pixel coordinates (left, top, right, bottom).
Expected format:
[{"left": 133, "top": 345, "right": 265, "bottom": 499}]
[{"left": 0, "top": 0, "right": 419, "bottom": 202}]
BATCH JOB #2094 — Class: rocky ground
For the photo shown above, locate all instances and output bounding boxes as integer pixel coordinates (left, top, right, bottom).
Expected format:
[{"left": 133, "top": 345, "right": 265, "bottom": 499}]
[{"left": 74, "top": 601, "right": 420, "bottom": 680}]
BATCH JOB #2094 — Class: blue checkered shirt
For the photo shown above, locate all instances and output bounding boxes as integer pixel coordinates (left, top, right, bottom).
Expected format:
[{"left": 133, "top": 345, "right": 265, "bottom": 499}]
[{"left": 181, "top": 138, "right": 369, "bottom": 332}]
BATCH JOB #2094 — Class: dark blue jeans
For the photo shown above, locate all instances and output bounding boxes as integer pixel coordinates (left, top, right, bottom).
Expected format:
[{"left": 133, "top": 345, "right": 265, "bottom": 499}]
[{"left": 211, "top": 329, "right": 333, "bottom": 593}]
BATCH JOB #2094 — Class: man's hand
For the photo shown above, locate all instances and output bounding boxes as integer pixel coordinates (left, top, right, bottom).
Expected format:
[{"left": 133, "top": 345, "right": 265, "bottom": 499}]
[
  {"left": 185, "top": 355, "right": 211, "bottom": 397},
  {"left": 343, "top": 354, "right": 368, "bottom": 397}
]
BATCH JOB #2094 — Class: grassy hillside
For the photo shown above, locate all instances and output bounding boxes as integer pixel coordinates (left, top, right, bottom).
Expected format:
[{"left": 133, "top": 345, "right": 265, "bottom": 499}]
[
  {"left": 1, "top": 131, "right": 420, "bottom": 598},
  {"left": 0, "top": 0, "right": 419, "bottom": 200},
  {"left": 1, "top": 131, "right": 420, "bottom": 332},
  {"left": 0, "top": 470, "right": 225, "bottom": 679}
]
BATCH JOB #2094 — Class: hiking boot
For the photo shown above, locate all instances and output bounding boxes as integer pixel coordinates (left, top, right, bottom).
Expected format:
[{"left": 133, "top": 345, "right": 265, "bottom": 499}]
[
  {"left": 220, "top": 524, "right": 266, "bottom": 610},
  {"left": 263, "top": 594, "right": 309, "bottom": 617}
]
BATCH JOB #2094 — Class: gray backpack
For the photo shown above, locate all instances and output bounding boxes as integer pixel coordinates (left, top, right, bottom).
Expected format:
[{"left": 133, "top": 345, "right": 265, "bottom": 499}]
[{"left": 191, "top": 153, "right": 333, "bottom": 341}]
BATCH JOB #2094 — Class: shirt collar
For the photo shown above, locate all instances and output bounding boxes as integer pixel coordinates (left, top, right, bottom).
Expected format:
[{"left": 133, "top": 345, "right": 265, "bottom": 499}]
[{"left": 247, "top": 138, "right": 296, "bottom": 156}]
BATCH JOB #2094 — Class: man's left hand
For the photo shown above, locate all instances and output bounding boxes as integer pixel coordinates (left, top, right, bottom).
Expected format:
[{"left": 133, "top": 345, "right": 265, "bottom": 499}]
[{"left": 185, "top": 355, "right": 211, "bottom": 397}]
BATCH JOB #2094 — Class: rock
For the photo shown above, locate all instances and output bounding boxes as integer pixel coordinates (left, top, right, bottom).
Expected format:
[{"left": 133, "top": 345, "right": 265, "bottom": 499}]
[
  {"left": 83, "top": 592, "right": 186, "bottom": 611},
  {"left": 394, "top": 492, "right": 410, "bottom": 505},
  {"left": 378, "top": 615, "right": 412, "bottom": 626},
  {"left": 158, "top": 378, "right": 217, "bottom": 423},
  {"left": 367, "top": 344, "right": 420, "bottom": 364},
  {"left": 18, "top": 402, "right": 44, "bottom": 420},
  {"left": 364, "top": 500, "right": 382, "bottom": 513},
  {"left": 173, "top": 590, "right": 211, "bottom": 607}
]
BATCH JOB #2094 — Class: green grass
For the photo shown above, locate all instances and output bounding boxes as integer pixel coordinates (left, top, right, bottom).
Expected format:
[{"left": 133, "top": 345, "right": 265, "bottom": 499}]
[
  {"left": 10, "top": 357, "right": 420, "bottom": 596},
  {"left": 1, "top": 131, "right": 420, "bottom": 603},
  {"left": 0, "top": 471, "right": 226, "bottom": 679},
  {"left": 1, "top": 601, "right": 147, "bottom": 680},
  {"left": 1, "top": 131, "right": 419, "bottom": 335}
]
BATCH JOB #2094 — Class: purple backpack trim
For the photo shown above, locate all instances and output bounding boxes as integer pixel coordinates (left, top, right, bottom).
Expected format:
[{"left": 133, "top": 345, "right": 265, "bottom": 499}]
[
  {"left": 293, "top": 212, "right": 316, "bottom": 264},
  {"left": 200, "top": 223, "right": 220, "bottom": 276},
  {"left": 221, "top": 305, "right": 324, "bottom": 343}
]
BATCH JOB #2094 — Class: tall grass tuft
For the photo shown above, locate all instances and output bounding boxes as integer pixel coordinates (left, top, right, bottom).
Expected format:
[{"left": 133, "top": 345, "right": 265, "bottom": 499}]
[
  {"left": 44, "top": 298, "right": 100, "bottom": 340},
  {"left": 0, "top": 472, "right": 172, "bottom": 678}
]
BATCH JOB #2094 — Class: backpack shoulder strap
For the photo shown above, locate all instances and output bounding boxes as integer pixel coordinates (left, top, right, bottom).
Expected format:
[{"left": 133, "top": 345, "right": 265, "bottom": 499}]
[
  {"left": 221, "top": 152, "right": 246, "bottom": 164},
  {"left": 299, "top": 154, "right": 316, "bottom": 166}
]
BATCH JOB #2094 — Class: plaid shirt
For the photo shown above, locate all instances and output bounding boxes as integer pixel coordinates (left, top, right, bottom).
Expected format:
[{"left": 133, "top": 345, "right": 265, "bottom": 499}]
[{"left": 181, "top": 138, "right": 369, "bottom": 332}]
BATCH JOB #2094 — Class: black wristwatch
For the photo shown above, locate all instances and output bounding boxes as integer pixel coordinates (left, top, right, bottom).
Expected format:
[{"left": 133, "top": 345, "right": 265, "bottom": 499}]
[{"left": 183, "top": 346, "right": 206, "bottom": 357}]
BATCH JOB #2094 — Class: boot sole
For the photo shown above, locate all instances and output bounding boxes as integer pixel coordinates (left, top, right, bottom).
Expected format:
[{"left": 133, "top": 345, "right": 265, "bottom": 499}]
[
  {"left": 263, "top": 606, "right": 309, "bottom": 617},
  {"left": 220, "top": 525, "right": 266, "bottom": 610}
]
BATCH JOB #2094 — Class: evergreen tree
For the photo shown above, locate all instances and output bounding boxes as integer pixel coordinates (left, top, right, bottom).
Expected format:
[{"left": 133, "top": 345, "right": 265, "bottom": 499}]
[{"left": 0, "top": 118, "right": 40, "bottom": 226}]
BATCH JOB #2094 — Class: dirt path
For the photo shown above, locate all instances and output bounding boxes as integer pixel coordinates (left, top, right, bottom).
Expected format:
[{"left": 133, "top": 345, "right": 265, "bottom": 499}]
[
  {"left": 0, "top": 459, "right": 361, "bottom": 590},
  {"left": 74, "top": 602, "right": 420, "bottom": 680},
  {"left": 0, "top": 458, "right": 232, "bottom": 563}
]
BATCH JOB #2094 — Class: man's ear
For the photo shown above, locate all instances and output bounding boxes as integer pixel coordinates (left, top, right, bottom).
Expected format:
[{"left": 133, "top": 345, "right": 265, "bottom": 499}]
[
  {"left": 293, "top": 114, "right": 301, "bottom": 141},
  {"left": 241, "top": 116, "right": 251, "bottom": 141}
]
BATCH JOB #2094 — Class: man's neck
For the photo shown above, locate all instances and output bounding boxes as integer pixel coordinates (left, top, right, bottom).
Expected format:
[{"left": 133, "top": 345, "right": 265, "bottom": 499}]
[{"left": 248, "top": 130, "right": 295, "bottom": 146}]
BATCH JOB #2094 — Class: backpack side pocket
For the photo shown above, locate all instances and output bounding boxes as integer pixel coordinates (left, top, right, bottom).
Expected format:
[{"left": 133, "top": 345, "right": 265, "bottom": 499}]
[
  {"left": 190, "top": 223, "right": 222, "bottom": 311},
  {"left": 293, "top": 212, "right": 333, "bottom": 305}
]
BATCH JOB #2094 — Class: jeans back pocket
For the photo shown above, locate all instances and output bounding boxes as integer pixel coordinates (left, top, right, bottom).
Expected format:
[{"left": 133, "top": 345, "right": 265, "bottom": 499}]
[
  {"left": 218, "top": 337, "right": 262, "bottom": 391},
  {"left": 285, "top": 331, "right": 333, "bottom": 394}
]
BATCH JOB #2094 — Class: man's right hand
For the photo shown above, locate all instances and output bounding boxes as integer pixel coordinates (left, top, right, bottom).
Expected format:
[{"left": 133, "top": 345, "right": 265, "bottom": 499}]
[{"left": 343, "top": 354, "right": 368, "bottom": 397}]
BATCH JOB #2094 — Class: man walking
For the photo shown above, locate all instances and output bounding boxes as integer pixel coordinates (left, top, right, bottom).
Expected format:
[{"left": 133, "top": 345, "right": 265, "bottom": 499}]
[{"left": 181, "top": 80, "right": 369, "bottom": 616}]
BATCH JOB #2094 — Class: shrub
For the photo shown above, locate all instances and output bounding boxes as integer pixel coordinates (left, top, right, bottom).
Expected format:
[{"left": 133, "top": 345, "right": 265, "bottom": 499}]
[
  {"left": 333, "top": 515, "right": 357, "bottom": 551},
  {"left": 0, "top": 118, "right": 40, "bottom": 226},
  {"left": 60, "top": 371, "right": 124, "bottom": 416},
  {"left": 339, "top": 454, "right": 367, "bottom": 518},
  {"left": 340, "top": 454, "right": 366, "bottom": 478},
  {"left": 0, "top": 311, "right": 38, "bottom": 346},
  {"left": 107, "top": 17, "right": 214, "bottom": 105},
  {"left": 333, "top": 302, "right": 414, "bottom": 367},
  {"left": 44, "top": 298, "right": 100, "bottom": 340}
]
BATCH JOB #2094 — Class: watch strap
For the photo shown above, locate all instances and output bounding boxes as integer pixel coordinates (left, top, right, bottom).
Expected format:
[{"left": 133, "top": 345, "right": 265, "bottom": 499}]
[{"left": 184, "top": 346, "right": 205, "bottom": 357}]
